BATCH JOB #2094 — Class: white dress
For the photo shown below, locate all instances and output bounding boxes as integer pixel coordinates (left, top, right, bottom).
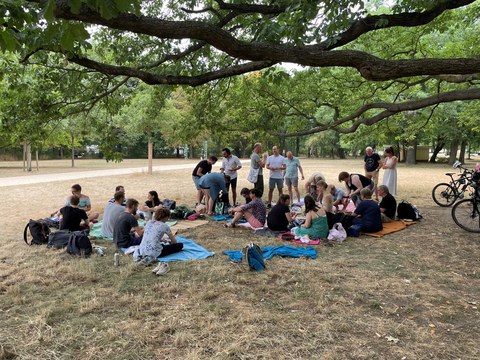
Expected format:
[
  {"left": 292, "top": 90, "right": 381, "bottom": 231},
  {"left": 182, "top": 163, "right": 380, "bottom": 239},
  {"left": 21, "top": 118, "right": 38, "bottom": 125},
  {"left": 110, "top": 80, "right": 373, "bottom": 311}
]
[{"left": 382, "top": 157, "right": 397, "bottom": 196}]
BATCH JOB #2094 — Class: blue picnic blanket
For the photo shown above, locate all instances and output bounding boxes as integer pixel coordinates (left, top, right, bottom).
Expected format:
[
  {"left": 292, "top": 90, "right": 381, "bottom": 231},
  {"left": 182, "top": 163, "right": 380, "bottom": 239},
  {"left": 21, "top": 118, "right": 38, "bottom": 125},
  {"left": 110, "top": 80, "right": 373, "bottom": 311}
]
[
  {"left": 223, "top": 245, "right": 317, "bottom": 263},
  {"left": 122, "top": 236, "right": 214, "bottom": 262}
]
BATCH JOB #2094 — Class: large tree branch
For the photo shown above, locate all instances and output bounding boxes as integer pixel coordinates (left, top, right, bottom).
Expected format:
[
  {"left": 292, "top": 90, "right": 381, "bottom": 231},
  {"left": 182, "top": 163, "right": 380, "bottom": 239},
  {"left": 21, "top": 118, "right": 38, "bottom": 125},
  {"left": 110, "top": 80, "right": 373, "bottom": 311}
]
[
  {"left": 278, "top": 87, "right": 480, "bottom": 136},
  {"left": 43, "top": 0, "right": 480, "bottom": 82},
  {"left": 68, "top": 54, "right": 275, "bottom": 86}
]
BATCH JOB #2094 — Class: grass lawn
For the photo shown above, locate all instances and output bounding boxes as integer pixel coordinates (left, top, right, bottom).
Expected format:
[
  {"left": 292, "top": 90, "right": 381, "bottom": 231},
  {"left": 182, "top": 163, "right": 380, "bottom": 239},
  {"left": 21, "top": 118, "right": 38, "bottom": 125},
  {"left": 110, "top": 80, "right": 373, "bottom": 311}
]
[{"left": 0, "top": 158, "right": 479, "bottom": 359}]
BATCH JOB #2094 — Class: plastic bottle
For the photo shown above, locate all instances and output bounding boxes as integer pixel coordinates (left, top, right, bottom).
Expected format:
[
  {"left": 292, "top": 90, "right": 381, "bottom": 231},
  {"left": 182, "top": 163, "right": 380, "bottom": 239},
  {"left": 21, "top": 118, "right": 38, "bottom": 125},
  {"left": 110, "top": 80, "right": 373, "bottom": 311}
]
[{"left": 114, "top": 253, "right": 119, "bottom": 266}]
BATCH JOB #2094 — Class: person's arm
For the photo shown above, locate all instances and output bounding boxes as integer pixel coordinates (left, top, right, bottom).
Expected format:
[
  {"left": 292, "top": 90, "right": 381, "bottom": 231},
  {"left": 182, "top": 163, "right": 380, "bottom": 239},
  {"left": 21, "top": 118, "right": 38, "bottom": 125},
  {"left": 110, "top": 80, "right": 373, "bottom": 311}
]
[
  {"left": 298, "top": 164, "right": 305, "bottom": 180},
  {"left": 324, "top": 196, "right": 333, "bottom": 213},
  {"left": 196, "top": 167, "right": 204, "bottom": 177},
  {"left": 285, "top": 211, "right": 295, "bottom": 222},
  {"left": 266, "top": 156, "right": 272, "bottom": 170},
  {"left": 232, "top": 157, "right": 242, "bottom": 171},
  {"left": 349, "top": 175, "right": 363, "bottom": 198},
  {"left": 166, "top": 231, "right": 177, "bottom": 244},
  {"left": 220, "top": 158, "right": 226, "bottom": 172},
  {"left": 280, "top": 159, "right": 286, "bottom": 171},
  {"left": 301, "top": 211, "right": 312, "bottom": 228}
]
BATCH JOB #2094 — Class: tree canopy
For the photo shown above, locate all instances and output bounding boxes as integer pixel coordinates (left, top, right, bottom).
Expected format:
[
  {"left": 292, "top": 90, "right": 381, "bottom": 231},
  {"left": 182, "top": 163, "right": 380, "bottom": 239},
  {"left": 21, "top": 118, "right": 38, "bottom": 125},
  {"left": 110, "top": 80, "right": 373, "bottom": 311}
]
[{"left": 1, "top": 0, "right": 479, "bottom": 144}]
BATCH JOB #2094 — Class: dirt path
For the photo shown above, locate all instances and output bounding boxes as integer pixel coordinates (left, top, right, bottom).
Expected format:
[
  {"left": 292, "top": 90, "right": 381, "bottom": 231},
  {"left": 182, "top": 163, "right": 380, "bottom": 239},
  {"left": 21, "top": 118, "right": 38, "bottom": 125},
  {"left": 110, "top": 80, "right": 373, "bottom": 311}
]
[{"left": 0, "top": 163, "right": 199, "bottom": 187}]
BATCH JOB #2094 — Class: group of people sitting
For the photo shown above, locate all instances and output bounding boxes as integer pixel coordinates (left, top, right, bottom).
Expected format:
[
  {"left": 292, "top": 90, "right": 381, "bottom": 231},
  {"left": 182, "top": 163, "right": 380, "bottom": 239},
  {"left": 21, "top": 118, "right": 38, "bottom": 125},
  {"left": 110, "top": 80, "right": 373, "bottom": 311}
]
[{"left": 52, "top": 184, "right": 184, "bottom": 268}]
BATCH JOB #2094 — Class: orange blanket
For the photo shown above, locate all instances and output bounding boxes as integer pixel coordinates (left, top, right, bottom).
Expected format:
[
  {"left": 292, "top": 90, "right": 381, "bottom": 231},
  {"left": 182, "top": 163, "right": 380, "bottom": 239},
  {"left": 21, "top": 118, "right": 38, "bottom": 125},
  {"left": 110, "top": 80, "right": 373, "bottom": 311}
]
[{"left": 362, "top": 220, "right": 415, "bottom": 237}]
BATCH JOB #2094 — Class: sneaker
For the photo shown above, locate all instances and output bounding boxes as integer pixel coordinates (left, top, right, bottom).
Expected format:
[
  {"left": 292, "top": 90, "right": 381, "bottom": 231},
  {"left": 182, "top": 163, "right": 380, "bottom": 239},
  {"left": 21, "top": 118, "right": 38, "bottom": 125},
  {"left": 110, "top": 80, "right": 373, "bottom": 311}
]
[
  {"left": 152, "top": 263, "right": 163, "bottom": 273},
  {"left": 155, "top": 263, "right": 170, "bottom": 276}
]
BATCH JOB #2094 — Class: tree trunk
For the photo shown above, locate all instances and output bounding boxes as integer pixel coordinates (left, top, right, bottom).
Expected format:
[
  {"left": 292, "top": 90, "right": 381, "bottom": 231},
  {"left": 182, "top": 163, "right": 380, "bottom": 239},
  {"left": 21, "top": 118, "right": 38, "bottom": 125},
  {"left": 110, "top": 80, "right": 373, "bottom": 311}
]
[
  {"left": 35, "top": 149, "right": 39, "bottom": 171},
  {"left": 429, "top": 139, "right": 445, "bottom": 163},
  {"left": 26, "top": 141, "right": 32, "bottom": 172},
  {"left": 60, "top": 146, "right": 64, "bottom": 159},
  {"left": 295, "top": 137, "right": 300, "bottom": 157},
  {"left": 405, "top": 139, "right": 417, "bottom": 165},
  {"left": 23, "top": 141, "right": 26, "bottom": 172},
  {"left": 71, "top": 131, "right": 75, "bottom": 168},
  {"left": 448, "top": 137, "right": 460, "bottom": 165},
  {"left": 147, "top": 134, "right": 153, "bottom": 175},
  {"left": 459, "top": 139, "right": 467, "bottom": 163}
]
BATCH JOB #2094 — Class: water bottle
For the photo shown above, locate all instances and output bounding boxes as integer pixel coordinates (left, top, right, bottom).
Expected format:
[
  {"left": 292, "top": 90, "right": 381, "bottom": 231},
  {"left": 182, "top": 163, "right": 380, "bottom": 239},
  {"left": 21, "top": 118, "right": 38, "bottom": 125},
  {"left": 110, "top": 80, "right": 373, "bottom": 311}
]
[{"left": 114, "top": 253, "right": 119, "bottom": 266}]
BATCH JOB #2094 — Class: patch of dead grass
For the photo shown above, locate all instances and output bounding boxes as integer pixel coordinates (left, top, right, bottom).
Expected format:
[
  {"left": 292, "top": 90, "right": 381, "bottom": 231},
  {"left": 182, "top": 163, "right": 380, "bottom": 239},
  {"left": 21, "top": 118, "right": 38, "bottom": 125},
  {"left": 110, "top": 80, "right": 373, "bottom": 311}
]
[{"left": 0, "top": 158, "right": 479, "bottom": 359}]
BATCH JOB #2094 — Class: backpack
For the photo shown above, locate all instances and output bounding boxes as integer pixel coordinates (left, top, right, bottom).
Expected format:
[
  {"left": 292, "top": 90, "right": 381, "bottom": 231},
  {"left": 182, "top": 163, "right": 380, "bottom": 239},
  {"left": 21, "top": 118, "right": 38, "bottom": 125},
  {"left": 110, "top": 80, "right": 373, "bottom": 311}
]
[
  {"left": 397, "top": 201, "right": 421, "bottom": 221},
  {"left": 66, "top": 231, "right": 92, "bottom": 257},
  {"left": 23, "top": 219, "right": 50, "bottom": 245},
  {"left": 242, "top": 243, "right": 266, "bottom": 271},
  {"left": 162, "top": 199, "right": 176, "bottom": 210},
  {"left": 47, "top": 230, "right": 71, "bottom": 249}
]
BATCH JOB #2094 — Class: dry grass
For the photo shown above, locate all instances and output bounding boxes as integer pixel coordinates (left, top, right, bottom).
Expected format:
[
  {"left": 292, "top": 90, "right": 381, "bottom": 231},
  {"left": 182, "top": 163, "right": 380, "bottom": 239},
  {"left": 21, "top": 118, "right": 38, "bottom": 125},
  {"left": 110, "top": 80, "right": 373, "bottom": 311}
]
[{"left": 0, "top": 158, "right": 479, "bottom": 359}]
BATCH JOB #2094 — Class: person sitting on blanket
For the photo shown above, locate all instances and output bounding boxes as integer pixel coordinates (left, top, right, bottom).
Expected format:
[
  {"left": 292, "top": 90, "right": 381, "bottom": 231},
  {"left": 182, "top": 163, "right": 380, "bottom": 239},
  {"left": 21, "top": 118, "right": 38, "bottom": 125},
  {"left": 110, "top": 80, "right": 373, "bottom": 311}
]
[
  {"left": 113, "top": 199, "right": 144, "bottom": 249},
  {"left": 226, "top": 188, "right": 266, "bottom": 229},
  {"left": 133, "top": 208, "right": 184, "bottom": 265},
  {"left": 101, "top": 191, "right": 126, "bottom": 238},
  {"left": 350, "top": 188, "right": 383, "bottom": 233},
  {"left": 59, "top": 195, "right": 92, "bottom": 232},
  {"left": 377, "top": 185, "right": 397, "bottom": 223},
  {"left": 140, "top": 190, "right": 163, "bottom": 220},
  {"left": 267, "top": 194, "right": 296, "bottom": 232},
  {"left": 292, "top": 195, "right": 329, "bottom": 239},
  {"left": 240, "top": 187, "right": 252, "bottom": 204},
  {"left": 331, "top": 185, "right": 348, "bottom": 211},
  {"left": 108, "top": 185, "right": 127, "bottom": 206},
  {"left": 52, "top": 183, "right": 99, "bottom": 222}
]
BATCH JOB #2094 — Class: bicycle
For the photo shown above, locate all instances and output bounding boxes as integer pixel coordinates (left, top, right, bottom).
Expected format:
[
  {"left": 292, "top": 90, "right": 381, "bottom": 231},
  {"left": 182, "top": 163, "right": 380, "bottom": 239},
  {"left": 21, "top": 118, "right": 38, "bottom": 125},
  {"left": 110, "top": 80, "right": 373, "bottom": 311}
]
[
  {"left": 431, "top": 161, "right": 474, "bottom": 207},
  {"left": 451, "top": 176, "right": 480, "bottom": 233}
]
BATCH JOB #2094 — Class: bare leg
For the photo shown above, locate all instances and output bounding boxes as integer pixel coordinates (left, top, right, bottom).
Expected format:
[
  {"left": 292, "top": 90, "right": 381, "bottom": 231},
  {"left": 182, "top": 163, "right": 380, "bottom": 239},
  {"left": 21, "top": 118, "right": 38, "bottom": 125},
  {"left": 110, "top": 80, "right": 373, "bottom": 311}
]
[
  {"left": 202, "top": 188, "right": 213, "bottom": 214},
  {"left": 268, "top": 188, "right": 274, "bottom": 205},
  {"left": 231, "top": 185, "right": 237, "bottom": 205},
  {"left": 293, "top": 185, "right": 301, "bottom": 203},
  {"left": 196, "top": 189, "right": 204, "bottom": 205}
]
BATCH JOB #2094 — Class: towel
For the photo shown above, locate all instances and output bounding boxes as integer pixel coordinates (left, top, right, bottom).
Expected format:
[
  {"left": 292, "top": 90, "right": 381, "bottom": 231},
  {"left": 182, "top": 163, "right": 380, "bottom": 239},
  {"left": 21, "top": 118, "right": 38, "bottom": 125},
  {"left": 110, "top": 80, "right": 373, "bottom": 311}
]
[
  {"left": 121, "top": 236, "right": 214, "bottom": 262},
  {"left": 223, "top": 245, "right": 317, "bottom": 263},
  {"left": 362, "top": 220, "right": 415, "bottom": 237}
]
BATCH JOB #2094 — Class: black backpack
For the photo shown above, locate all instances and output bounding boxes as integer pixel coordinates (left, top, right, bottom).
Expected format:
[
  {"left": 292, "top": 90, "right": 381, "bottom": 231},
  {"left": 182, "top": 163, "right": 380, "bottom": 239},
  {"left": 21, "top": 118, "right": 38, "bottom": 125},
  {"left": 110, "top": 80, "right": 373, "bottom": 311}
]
[
  {"left": 23, "top": 219, "right": 50, "bottom": 245},
  {"left": 66, "top": 231, "right": 92, "bottom": 257},
  {"left": 47, "top": 230, "right": 71, "bottom": 249},
  {"left": 397, "top": 201, "right": 421, "bottom": 221}
]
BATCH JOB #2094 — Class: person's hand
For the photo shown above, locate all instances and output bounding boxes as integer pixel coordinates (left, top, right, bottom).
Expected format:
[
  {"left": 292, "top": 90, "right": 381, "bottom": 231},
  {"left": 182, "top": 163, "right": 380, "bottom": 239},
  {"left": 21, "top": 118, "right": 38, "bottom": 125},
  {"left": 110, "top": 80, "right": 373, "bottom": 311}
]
[{"left": 301, "top": 175, "right": 305, "bottom": 180}]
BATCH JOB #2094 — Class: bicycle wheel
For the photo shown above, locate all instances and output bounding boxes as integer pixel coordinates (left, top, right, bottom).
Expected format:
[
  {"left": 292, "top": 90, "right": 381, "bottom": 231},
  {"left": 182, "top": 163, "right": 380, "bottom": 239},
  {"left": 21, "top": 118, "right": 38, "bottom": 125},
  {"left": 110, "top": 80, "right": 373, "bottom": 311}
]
[
  {"left": 432, "top": 183, "right": 457, "bottom": 207},
  {"left": 452, "top": 198, "right": 480, "bottom": 233}
]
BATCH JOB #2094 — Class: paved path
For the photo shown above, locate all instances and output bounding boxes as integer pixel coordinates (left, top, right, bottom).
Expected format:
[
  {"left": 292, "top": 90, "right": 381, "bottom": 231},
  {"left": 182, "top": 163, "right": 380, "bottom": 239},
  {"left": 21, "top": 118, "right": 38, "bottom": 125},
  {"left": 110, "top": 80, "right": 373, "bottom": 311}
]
[{"left": 0, "top": 163, "right": 199, "bottom": 187}]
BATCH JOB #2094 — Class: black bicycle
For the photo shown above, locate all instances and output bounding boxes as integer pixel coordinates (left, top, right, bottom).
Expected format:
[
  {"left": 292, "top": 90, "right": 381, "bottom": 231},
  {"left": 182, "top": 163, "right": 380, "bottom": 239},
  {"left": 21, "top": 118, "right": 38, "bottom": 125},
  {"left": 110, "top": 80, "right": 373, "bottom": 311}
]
[
  {"left": 432, "top": 161, "right": 474, "bottom": 207},
  {"left": 451, "top": 177, "right": 480, "bottom": 233}
]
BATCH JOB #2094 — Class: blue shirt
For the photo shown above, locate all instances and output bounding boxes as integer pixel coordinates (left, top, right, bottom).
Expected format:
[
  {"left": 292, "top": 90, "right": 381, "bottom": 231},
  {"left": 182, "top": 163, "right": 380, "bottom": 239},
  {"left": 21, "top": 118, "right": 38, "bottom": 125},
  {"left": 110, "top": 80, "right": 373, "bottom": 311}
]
[{"left": 285, "top": 157, "right": 301, "bottom": 179}]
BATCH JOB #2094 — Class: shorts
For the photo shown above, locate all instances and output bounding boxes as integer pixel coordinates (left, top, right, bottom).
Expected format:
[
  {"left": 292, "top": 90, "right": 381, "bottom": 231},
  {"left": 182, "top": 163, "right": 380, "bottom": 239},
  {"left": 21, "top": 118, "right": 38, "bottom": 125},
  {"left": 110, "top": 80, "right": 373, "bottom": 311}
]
[
  {"left": 192, "top": 176, "right": 201, "bottom": 190},
  {"left": 269, "top": 178, "right": 284, "bottom": 190},
  {"left": 284, "top": 177, "right": 298, "bottom": 187},
  {"left": 247, "top": 215, "right": 264, "bottom": 229}
]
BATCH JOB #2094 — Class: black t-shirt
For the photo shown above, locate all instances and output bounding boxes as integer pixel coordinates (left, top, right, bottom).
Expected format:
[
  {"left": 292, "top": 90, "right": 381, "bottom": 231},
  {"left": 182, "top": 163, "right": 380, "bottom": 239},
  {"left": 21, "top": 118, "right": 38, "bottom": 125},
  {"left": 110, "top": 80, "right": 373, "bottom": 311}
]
[
  {"left": 364, "top": 153, "right": 381, "bottom": 172},
  {"left": 60, "top": 206, "right": 88, "bottom": 231},
  {"left": 113, "top": 212, "right": 138, "bottom": 247},
  {"left": 348, "top": 174, "right": 373, "bottom": 191},
  {"left": 267, "top": 204, "right": 290, "bottom": 231},
  {"left": 192, "top": 160, "right": 212, "bottom": 177},
  {"left": 145, "top": 199, "right": 162, "bottom": 208},
  {"left": 379, "top": 193, "right": 397, "bottom": 220}
]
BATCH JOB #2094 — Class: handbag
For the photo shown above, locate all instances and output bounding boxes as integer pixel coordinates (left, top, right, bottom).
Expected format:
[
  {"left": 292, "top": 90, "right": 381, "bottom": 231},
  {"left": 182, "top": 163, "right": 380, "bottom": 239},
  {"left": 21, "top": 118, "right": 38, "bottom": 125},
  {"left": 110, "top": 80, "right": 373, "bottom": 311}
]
[{"left": 247, "top": 167, "right": 259, "bottom": 183}]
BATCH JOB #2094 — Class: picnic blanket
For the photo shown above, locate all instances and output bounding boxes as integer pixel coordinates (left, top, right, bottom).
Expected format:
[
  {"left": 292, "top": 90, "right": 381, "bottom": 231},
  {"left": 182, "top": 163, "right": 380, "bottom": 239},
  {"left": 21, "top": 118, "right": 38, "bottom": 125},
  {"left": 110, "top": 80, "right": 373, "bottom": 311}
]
[
  {"left": 122, "top": 236, "right": 214, "bottom": 262},
  {"left": 223, "top": 245, "right": 317, "bottom": 263},
  {"left": 362, "top": 220, "right": 416, "bottom": 237}
]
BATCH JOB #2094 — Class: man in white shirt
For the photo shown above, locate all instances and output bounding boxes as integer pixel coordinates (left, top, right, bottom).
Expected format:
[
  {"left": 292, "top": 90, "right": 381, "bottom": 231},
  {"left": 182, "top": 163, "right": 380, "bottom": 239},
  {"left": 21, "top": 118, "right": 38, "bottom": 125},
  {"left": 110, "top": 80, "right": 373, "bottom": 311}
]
[
  {"left": 220, "top": 147, "right": 242, "bottom": 205},
  {"left": 266, "top": 145, "right": 286, "bottom": 208}
]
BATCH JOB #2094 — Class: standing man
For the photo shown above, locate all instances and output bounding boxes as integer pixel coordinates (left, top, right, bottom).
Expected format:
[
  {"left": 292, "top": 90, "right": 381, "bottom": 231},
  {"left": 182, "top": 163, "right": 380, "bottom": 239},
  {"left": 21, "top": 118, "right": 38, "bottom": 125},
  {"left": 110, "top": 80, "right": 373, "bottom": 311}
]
[
  {"left": 220, "top": 148, "right": 242, "bottom": 205},
  {"left": 113, "top": 199, "right": 144, "bottom": 249},
  {"left": 266, "top": 146, "right": 286, "bottom": 208},
  {"left": 249, "top": 143, "right": 267, "bottom": 198},
  {"left": 284, "top": 151, "right": 305, "bottom": 204},
  {"left": 192, "top": 155, "right": 218, "bottom": 206},
  {"left": 364, "top": 146, "right": 382, "bottom": 201}
]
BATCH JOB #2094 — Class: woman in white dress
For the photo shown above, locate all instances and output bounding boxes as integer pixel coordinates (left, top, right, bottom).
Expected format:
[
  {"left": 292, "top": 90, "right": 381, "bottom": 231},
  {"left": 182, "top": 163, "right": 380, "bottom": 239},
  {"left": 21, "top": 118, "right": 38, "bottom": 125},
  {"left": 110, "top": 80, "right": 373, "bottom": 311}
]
[{"left": 382, "top": 147, "right": 398, "bottom": 196}]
